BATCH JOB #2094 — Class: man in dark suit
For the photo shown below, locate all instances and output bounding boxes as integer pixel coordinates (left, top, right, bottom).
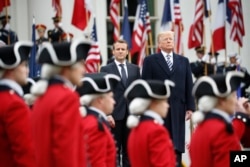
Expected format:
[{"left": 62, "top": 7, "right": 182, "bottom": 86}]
[
  {"left": 141, "top": 31, "right": 195, "bottom": 167},
  {"left": 0, "top": 15, "right": 18, "bottom": 45},
  {"left": 100, "top": 39, "right": 140, "bottom": 167},
  {"left": 47, "top": 16, "right": 64, "bottom": 43}
]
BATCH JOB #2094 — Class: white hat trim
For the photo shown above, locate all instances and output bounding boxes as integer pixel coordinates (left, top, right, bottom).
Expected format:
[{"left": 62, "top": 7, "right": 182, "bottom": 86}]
[
  {"left": 124, "top": 79, "right": 175, "bottom": 99},
  {"left": 192, "top": 71, "right": 244, "bottom": 98},
  {"left": 37, "top": 39, "right": 90, "bottom": 66},
  {"left": 0, "top": 41, "right": 33, "bottom": 69},
  {"left": 80, "top": 74, "right": 120, "bottom": 93}
]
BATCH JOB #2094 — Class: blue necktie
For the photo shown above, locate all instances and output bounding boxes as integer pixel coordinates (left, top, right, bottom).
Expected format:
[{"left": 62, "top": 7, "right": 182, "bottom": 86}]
[
  {"left": 119, "top": 64, "right": 127, "bottom": 85},
  {"left": 166, "top": 55, "right": 173, "bottom": 71}
]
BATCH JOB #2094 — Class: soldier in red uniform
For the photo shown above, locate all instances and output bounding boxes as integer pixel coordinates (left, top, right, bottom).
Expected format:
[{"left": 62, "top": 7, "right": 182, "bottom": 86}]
[
  {"left": 232, "top": 97, "right": 250, "bottom": 148},
  {"left": 125, "top": 79, "right": 176, "bottom": 167},
  {"left": 76, "top": 73, "right": 120, "bottom": 167},
  {"left": 0, "top": 41, "right": 35, "bottom": 167},
  {"left": 31, "top": 39, "right": 90, "bottom": 167},
  {"left": 189, "top": 71, "right": 245, "bottom": 167}
]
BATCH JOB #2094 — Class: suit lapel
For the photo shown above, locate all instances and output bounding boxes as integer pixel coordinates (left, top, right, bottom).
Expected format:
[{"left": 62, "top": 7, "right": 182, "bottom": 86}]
[
  {"left": 111, "top": 62, "right": 126, "bottom": 87},
  {"left": 110, "top": 62, "right": 120, "bottom": 77}
]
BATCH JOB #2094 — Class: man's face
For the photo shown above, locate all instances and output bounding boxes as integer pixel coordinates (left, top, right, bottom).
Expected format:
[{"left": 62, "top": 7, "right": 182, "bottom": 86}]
[
  {"left": 37, "top": 29, "right": 45, "bottom": 38},
  {"left": 68, "top": 61, "right": 85, "bottom": 86},
  {"left": 112, "top": 42, "right": 128, "bottom": 63},
  {"left": 230, "top": 57, "right": 237, "bottom": 64},
  {"left": 12, "top": 61, "right": 29, "bottom": 86},
  {"left": 158, "top": 32, "right": 174, "bottom": 53}
]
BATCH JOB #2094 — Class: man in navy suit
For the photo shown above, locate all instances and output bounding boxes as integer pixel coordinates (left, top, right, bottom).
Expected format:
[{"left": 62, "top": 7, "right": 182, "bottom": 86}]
[
  {"left": 141, "top": 31, "right": 195, "bottom": 167},
  {"left": 100, "top": 39, "right": 140, "bottom": 167}
]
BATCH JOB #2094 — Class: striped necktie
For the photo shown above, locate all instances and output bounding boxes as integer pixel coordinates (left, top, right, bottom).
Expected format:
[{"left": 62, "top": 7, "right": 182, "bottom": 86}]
[
  {"left": 119, "top": 64, "right": 127, "bottom": 85},
  {"left": 166, "top": 55, "right": 173, "bottom": 71}
]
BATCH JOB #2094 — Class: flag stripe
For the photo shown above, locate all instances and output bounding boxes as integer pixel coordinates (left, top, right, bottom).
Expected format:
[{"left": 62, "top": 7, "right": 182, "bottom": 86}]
[
  {"left": 110, "top": 0, "right": 120, "bottom": 41},
  {"left": 85, "top": 19, "right": 101, "bottom": 73},
  {"left": 188, "top": 0, "right": 204, "bottom": 49},
  {"left": 229, "top": 0, "right": 245, "bottom": 47}
]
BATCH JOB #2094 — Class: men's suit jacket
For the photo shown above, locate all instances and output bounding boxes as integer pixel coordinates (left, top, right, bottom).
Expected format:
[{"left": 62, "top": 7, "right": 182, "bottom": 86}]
[
  {"left": 141, "top": 52, "right": 195, "bottom": 152},
  {"left": 100, "top": 62, "right": 140, "bottom": 120}
]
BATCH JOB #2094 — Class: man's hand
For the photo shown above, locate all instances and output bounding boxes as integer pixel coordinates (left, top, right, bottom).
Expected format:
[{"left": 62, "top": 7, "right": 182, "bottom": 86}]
[
  {"left": 107, "top": 115, "right": 115, "bottom": 128},
  {"left": 185, "top": 110, "right": 193, "bottom": 120},
  {"left": 236, "top": 97, "right": 250, "bottom": 115}
]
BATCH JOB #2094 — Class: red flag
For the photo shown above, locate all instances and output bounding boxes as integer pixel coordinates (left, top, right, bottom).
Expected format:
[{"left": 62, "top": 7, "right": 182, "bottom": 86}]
[
  {"left": 0, "top": 0, "right": 10, "bottom": 12},
  {"left": 212, "top": 0, "right": 226, "bottom": 52},
  {"left": 71, "top": 0, "right": 91, "bottom": 31},
  {"left": 228, "top": 0, "right": 245, "bottom": 47},
  {"left": 52, "top": 0, "right": 62, "bottom": 17},
  {"left": 85, "top": 19, "right": 101, "bottom": 73},
  {"left": 109, "top": 0, "right": 120, "bottom": 41},
  {"left": 188, "top": 0, "right": 204, "bottom": 49}
]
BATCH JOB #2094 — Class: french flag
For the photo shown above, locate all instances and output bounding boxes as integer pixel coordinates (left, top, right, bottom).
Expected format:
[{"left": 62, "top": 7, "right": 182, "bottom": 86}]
[{"left": 212, "top": 0, "right": 226, "bottom": 52}]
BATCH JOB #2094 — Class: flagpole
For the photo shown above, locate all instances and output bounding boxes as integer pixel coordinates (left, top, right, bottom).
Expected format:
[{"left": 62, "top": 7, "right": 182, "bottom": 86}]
[
  {"left": 118, "top": 1, "right": 120, "bottom": 39},
  {"left": 4, "top": 0, "right": 10, "bottom": 45}
]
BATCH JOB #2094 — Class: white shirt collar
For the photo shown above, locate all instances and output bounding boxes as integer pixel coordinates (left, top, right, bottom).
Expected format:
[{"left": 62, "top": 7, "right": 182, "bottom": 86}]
[
  {"left": 161, "top": 50, "right": 173, "bottom": 57},
  {"left": 143, "top": 110, "right": 164, "bottom": 125},
  {"left": 114, "top": 59, "right": 127, "bottom": 67},
  {"left": 0, "top": 79, "right": 24, "bottom": 96},
  {"left": 89, "top": 106, "right": 107, "bottom": 121},
  {"left": 54, "top": 75, "right": 74, "bottom": 89},
  {"left": 211, "top": 108, "right": 232, "bottom": 123}
]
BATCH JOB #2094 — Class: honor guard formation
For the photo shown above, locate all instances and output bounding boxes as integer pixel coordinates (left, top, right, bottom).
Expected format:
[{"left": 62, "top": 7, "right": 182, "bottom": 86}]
[{"left": 0, "top": 1, "right": 250, "bottom": 167}]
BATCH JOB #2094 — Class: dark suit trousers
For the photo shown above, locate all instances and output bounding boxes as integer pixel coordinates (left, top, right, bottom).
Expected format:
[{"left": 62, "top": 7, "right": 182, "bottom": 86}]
[
  {"left": 111, "top": 117, "right": 131, "bottom": 167},
  {"left": 164, "top": 108, "right": 182, "bottom": 167}
]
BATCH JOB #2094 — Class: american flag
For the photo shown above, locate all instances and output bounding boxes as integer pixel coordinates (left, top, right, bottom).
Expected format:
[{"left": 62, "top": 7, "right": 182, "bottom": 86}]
[
  {"left": 173, "top": 0, "right": 183, "bottom": 55},
  {"left": 131, "top": 0, "right": 151, "bottom": 67},
  {"left": 85, "top": 18, "right": 101, "bottom": 73},
  {"left": 228, "top": 0, "right": 245, "bottom": 47},
  {"left": 52, "top": 0, "right": 62, "bottom": 17},
  {"left": 188, "top": 0, "right": 204, "bottom": 49},
  {"left": 109, "top": 0, "right": 120, "bottom": 42}
]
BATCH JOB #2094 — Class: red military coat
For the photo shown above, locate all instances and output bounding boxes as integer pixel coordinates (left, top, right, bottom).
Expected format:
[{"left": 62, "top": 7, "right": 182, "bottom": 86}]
[
  {"left": 32, "top": 79, "right": 84, "bottom": 167},
  {"left": 0, "top": 84, "right": 35, "bottom": 167},
  {"left": 128, "top": 115, "right": 176, "bottom": 167},
  {"left": 232, "top": 112, "right": 250, "bottom": 148},
  {"left": 82, "top": 108, "right": 116, "bottom": 167},
  {"left": 189, "top": 112, "right": 241, "bottom": 167}
]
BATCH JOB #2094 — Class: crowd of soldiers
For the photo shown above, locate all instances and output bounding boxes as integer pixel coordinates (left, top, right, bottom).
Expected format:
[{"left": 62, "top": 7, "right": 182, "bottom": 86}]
[
  {"left": 190, "top": 46, "right": 250, "bottom": 97},
  {"left": 0, "top": 14, "right": 250, "bottom": 167},
  {"left": 0, "top": 15, "right": 73, "bottom": 46}
]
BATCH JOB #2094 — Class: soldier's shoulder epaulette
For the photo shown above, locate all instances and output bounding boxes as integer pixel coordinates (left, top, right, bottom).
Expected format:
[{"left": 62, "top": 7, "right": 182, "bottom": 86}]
[{"left": 234, "top": 112, "right": 250, "bottom": 126}]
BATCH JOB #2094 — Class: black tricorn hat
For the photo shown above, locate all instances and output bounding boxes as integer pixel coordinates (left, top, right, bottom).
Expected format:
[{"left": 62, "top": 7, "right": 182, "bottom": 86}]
[
  {"left": 0, "top": 15, "right": 11, "bottom": 21},
  {"left": 124, "top": 79, "right": 175, "bottom": 101},
  {"left": 195, "top": 46, "right": 205, "bottom": 54},
  {"left": 36, "top": 39, "right": 91, "bottom": 66},
  {"left": 0, "top": 41, "right": 33, "bottom": 69},
  {"left": 192, "top": 71, "right": 245, "bottom": 99},
  {"left": 208, "top": 52, "right": 219, "bottom": 56},
  {"left": 52, "top": 16, "right": 61, "bottom": 22},
  {"left": 76, "top": 72, "right": 120, "bottom": 96}
]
